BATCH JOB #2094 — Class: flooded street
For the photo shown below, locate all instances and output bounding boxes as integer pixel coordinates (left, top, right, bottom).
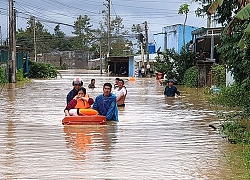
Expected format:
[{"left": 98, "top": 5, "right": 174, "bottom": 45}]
[{"left": 0, "top": 70, "right": 246, "bottom": 179}]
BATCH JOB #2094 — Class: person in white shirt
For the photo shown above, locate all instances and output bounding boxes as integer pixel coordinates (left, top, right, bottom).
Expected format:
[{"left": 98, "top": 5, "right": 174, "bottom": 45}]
[
  {"left": 113, "top": 78, "right": 127, "bottom": 107},
  {"left": 188, "top": 40, "right": 195, "bottom": 52}
]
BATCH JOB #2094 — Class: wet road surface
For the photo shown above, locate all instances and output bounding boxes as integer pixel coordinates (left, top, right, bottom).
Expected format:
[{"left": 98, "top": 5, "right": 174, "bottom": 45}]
[{"left": 0, "top": 70, "right": 247, "bottom": 179}]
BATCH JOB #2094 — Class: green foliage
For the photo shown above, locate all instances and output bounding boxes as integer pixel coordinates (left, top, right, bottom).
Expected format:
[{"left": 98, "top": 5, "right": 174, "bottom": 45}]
[
  {"left": 194, "top": 0, "right": 237, "bottom": 25},
  {"left": 98, "top": 12, "right": 132, "bottom": 56},
  {"left": 178, "top": 3, "right": 189, "bottom": 15},
  {"left": 52, "top": 25, "right": 72, "bottom": 51},
  {"left": 16, "top": 14, "right": 132, "bottom": 59},
  {"left": 0, "top": 66, "right": 8, "bottom": 84},
  {"left": 243, "top": 147, "right": 250, "bottom": 178},
  {"left": 212, "top": 83, "right": 250, "bottom": 179},
  {"left": 183, "top": 66, "right": 198, "bottom": 87},
  {"left": 16, "top": 17, "right": 55, "bottom": 56},
  {"left": 16, "top": 68, "right": 30, "bottom": 82},
  {"left": 220, "top": 117, "right": 249, "bottom": 144},
  {"left": 16, "top": 68, "right": 24, "bottom": 81},
  {"left": 153, "top": 48, "right": 176, "bottom": 80},
  {"left": 175, "top": 47, "right": 196, "bottom": 83},
  {"left": 153, "top": 47, "right": 196, "bottom": 84},
  {"left": 178, "top": 3, "right": 190, "bottom": 45},
  {"left": 28, "top": 60, "right": 58, "bottom": 78},
  {"left": 211, "top": 63, "right": 226, "bottom": 88},
  {"left": 217, "top": 22, "right": 250, "bottom": 84},
  {"left": 72, "top": 15, "right": 93, "bottom": 50},
  {"left": 217, "top": 111, "right": 250, "bottom": 143},
  {"left": 210, "top": 83, "right": 250, "bottom": 113}
]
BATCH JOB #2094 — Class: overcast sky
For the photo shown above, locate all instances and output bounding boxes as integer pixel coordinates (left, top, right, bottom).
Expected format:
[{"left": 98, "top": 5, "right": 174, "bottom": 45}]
[{"left": 0, "top": 0, "right": 209, "bottom": 43}]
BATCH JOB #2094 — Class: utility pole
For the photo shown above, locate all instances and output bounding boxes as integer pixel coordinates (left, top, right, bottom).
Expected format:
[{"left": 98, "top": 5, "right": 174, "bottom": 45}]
[
  {"left": 100, "top": 39, "right": 102, "bottom": 75},
  {"left": 144, "top": 21, "right": 149, "bottom": 73},
  {"left": 8, "top": 0, "right": 16, "bottom": 83},
  {"left": 104, "top": 0, "right": 111, "bottom": 58},
  {"left": 0, "top": 26, "right": 2, "bottom": 45},
  {"left": 141, "top": 43, "right": 144, "bottom": 68},
  {"left": 107, "top": 0, "right": 111, "bottom": 58},
  {"left": 139, "top": 33, "right": 145, "bottom": 68},
  {"left": 33, "top": 16, "right": 37, "bottom": 62}
]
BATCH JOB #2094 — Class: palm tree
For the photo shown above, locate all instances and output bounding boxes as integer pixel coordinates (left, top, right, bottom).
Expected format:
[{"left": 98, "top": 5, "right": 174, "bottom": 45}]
[{"left": 178, "top": 3, "right": 190, "bottom": 46}]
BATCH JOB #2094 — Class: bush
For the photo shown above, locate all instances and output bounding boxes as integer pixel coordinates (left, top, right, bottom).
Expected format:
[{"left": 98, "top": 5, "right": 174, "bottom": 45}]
[
  {"left": 0, "top": 67, "right": 8, "bottom": 84},
  {"left": 29, "top": 60, "right": 58, "bottom": 78},
  {"left": 183, "top": 66, "right": 198, "bottom": 87},
  {"left": 211, "top": 63, "right": 226, "bottom": 88},
  {"left": 16, "top": 68, "right": 24, "bottom": 81},
  {"left": 210, "top": 82, "right": 250, "bottom": 114}
]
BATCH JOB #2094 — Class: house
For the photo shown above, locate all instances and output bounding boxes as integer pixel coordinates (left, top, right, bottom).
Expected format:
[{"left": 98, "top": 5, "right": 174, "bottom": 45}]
[
  {"left": 153, "top": 24, "right": 198, "bottom": 54},
  {"left": 192, "top": 27, "right": 224, "bottom": 87},
  {"left": 192, "top": 27, "right": 222, "bottom": 62}
]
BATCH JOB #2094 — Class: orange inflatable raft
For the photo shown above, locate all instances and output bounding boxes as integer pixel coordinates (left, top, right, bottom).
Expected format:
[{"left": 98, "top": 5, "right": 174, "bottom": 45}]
[{"left": 62, "top": 115, "right": 106, "bottom": 125}]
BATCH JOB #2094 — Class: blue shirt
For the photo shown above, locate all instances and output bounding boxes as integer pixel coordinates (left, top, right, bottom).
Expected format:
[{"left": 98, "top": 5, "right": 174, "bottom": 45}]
[
  {"left": 93, "top": 93, "right": 119, "bottom": 122},
  {"left": 164, "top": 86, "right": 180, "bottom": 97}
]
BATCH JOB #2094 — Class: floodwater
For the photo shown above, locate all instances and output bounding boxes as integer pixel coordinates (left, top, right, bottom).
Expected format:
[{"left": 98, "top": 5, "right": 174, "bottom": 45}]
[{"left": 0, "top": 70, "right": 247, "bottom": 179}]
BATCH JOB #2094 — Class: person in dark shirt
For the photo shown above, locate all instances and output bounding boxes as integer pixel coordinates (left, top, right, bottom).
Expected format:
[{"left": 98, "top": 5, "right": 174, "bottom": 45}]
[
  {"left": 196, "top": 48, "right": 206, "bottom": 60},
  {"left": 66, "top": 77, "right": 83, "bottom": 104},
  {"left": 88, "top": 79, "right": 96, "bottom": 88},
  {"left": 164, "top": 79, "right": 180, "bottom": 97}
]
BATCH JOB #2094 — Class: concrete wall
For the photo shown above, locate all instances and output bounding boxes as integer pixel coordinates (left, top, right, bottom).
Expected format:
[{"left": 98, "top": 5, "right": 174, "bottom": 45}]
[{"left": 38, "top": 51, "right": 89, "bottom": 69}]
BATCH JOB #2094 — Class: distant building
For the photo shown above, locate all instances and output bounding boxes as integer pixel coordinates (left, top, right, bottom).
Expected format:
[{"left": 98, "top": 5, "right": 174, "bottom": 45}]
[
  {"left": 153, "top": 24, "right": 198, "bottom": 54},
  {"left": 40, "top": 50, "right": 89, "bottom": 69}
]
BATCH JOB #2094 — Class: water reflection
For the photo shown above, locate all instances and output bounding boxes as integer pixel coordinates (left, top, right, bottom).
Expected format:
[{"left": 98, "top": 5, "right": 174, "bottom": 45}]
[
  {"left": 164, "top": 96, "right": 183, "bottom": 107},
  {"left": 2, "top": 84, "right": 17, "bottom": 178},
  {"left": 64, "top": 123, "right": 117, "bottom": 161}
]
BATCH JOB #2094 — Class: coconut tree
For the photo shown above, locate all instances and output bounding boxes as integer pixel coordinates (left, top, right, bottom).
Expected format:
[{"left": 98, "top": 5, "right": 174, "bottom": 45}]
[{"left": 178, "top": 3, "right": 190, "bottom": 46}]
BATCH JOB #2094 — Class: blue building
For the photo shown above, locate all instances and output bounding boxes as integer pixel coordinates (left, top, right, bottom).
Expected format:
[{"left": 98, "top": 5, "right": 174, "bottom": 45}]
[{"left": 153, "top": 24, "right": 198, "bottom": 54}]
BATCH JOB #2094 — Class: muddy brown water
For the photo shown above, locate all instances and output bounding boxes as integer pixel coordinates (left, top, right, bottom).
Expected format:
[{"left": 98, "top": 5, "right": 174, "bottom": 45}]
[{"left": 0, "top": 70, "right": 247, "bottom": 179}]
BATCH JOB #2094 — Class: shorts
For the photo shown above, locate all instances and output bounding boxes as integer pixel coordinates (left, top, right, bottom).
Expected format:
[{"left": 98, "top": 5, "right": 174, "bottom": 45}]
[{"left": 117, "top": 104, "right": 125, "bottom": 107}]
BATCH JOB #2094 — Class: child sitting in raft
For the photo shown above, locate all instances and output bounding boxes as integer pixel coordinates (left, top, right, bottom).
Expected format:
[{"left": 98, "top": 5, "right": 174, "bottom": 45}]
[{"left": 64, "top": 87, "right": 98, "bottom": 116}]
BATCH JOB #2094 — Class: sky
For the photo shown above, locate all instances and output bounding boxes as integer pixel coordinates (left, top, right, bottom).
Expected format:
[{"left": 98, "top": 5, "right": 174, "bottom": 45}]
[{"left": 0, "top": 0, "right": 209, "bottom": 44}]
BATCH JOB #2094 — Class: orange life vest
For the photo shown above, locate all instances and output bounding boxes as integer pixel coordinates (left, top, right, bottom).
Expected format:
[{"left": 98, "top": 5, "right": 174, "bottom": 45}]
[
  {"left": 74, "top": 94, "right": 98, "bottom": 115},
  {"left": 75, "top": 94, "right": 91, "bottom": 109}
]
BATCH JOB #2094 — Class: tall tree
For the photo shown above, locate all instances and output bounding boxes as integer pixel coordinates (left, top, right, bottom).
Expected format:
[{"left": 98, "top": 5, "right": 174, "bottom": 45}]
[
  {"left": 72, "top": 15, "right": 93, "bottom": 50},
  {"left": 16, "top": 16, "right": 53, "bottom": 56},
  {"left": 53, "top": 24, "right": 72, "bottom": 51},
  {"left": 99, "top": 10, "right": 132, "bottom": 56},
  {"left": 110, "top": 15, "right": 132, "bottom": 56},
  {"left": 178, "top": 3, "right": 189, "bottom": 46}
]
